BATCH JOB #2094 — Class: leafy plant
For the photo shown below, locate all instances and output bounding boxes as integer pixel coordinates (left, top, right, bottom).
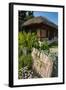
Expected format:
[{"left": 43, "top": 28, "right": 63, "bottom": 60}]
[
  {"left": 18, "top": 54, "right": 32, "bottom": 70},
  {"left": 39, "top": 40, "right": 50, "bottom": 55},
  {"left": 18, "top": 32, "right": 39, "bottom": 54},
  {"left": 48, "top": 41, "right": 58, "bottom": 48},
  {"left": 41, "top": 40, "right": 49, "bottom": 50}
]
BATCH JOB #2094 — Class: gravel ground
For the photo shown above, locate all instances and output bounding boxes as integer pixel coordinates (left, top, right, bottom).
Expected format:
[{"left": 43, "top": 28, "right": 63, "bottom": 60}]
[{"left": 50, "top": 47, "right": 58, "bottom": 53}]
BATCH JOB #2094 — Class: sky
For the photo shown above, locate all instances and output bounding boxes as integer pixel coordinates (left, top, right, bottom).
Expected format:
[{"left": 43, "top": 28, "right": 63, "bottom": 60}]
[{"left": 33, "top": 11, "right": 58, "bottom": 25}]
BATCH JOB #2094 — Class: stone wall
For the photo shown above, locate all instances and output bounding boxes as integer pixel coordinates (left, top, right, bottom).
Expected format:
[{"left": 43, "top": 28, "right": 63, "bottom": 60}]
[{"left": 31, "top": 48, "right": 53, "bottom": 78}]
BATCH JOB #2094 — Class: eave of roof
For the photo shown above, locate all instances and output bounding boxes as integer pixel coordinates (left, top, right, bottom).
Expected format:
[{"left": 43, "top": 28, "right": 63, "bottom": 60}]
[{"left": 22, "top": 16, "right": 58, "bottom": 29}]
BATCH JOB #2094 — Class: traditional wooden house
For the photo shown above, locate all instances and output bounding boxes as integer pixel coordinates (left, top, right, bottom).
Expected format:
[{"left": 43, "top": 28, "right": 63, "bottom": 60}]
[{"left": 22, "top": 16, "right": 58, "bottom": 41}]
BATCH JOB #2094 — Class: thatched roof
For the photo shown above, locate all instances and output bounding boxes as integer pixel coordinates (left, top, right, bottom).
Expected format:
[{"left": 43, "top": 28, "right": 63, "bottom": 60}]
[{"left": 22, "top": 16, "right": 58, "bottom": 29}]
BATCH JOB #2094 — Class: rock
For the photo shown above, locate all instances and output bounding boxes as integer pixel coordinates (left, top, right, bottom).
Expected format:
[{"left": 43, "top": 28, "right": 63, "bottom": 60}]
[{"left": 31, "top": 48, "right": 53, "bottom": 78}]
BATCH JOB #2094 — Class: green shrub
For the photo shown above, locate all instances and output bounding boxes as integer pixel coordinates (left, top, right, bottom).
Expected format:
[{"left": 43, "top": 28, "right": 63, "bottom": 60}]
[
  {"left": 19, "top": 54, "right": 32, "bottom": 70},
  {"left": 18, "top": 32, "right": 39, "bottom": 51},
  {"left": 18, "top": 32, "right": 39, "bottom": 74},
  {"left": 40, "top": 40, "right": 49, "bottom": 55},
  {"left": 49, "top": 41, "right": 58, "bottom": 48}
]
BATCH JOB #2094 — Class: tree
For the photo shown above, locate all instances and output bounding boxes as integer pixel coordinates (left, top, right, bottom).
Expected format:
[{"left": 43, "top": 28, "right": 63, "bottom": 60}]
[{"left": 18, "top": 11, "right": 34, "bottom": 31}]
